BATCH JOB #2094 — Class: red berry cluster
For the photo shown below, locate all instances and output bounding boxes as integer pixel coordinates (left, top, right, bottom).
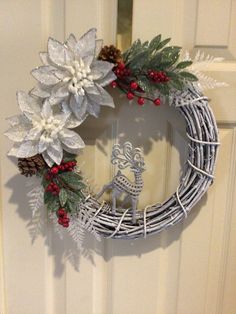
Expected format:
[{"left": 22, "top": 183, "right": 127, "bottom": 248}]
[
  {"left": 54, "top": 160, "right": 77, "bottom": 173},
  {"left": 57, "top": 208, "right": 70, "bottom": 228},
  {"left": 113, "top": 62, "right": 131, "bottom": 79},
  {"left": 45, "top": 160, "right": 77, "bottom": 195},
  {"left": 148, "top": 70, "right": 169, "bottom": 83},
  {"left": 46, "top": 182, "right": 60, "bottom": 195}
]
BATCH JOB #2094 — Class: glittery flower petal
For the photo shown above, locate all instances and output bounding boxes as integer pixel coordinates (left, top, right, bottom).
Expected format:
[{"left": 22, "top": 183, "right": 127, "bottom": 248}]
[
  {"left": 96, "top": 85, "right": 115, "bottom": 107},
  {"left": 86, "top": 84, "right": 114, "bottom": 108},
  {"left": 4, "top": 124, "right": 31, "bottom": 142},
  {"left": 7, "top": 143, "right": 21, "bottom": 157},
  {"left": 59, "top": 129, "right": 85, "bottom": 150},
  {"left": 95, "top": 39, "right": 103, "bottom": 57},
  {"left": 47, "top": 139, "right": 63, "bottom": 165},
  {"left": 66, "top": 34, "right": 77, "bottom": 52},
  {"left": 24, "top": 127, "right": 42, "bottom": 141},
  {"left": 16, "top": 141, "right": 39, "bottom": 158},
  {"left": 41, "top": 100, "right": 52, "bottom": 120},
  {"left": 62, "top": 102, "right": 86, "bottom": 128},
  {"left": 87, "top": 101, "right": 101, "bottom": 117},
  {"left": 48, "top": 37, "right": 73, "bottom": 66},
  {"left": 30, "top": 84, "right": 51, "bottom": 98},
  {"left": 69, "top": 95, "right": 88, "bottom": 120},
  {"left": 51, "top": 83, "right": 69, "bottom": 99},
  {"left": 75, "top": 28, "right": 97, "bottom": 60},
  {"left": 31, "top": 66, "right": 61, "bottom": 85},
  {"left": 42, "top": 151, "right": 54, "bottom": 167},
  {"left": 6, "top": 115, "right": 29, "bottom": 127},
  {"left": 91, "top": 60, "right": 114, "bottom": 80},
  {"left": 17, "top": 91, "right": 41, "bottom": 119},
  {"left": 39, "top": 52, "right": 50, "bottom": 65},
  {"left": 38, "top": 137, "right": 49, "bottom": 153},
  {"left": 96, "top": 71, "right": 116, "bottom": 87}
]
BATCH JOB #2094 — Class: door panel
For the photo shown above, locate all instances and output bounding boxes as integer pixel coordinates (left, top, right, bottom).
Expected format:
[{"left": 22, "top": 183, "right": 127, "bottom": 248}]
[{"left": 0, "top": 1, "right": 236, "bottom": 313}]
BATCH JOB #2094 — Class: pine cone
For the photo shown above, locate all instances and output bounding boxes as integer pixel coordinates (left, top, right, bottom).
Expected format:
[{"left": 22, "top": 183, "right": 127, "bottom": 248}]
[
  {"left": 18, "top": 154, "right": 46, "bottom": 177},
  {"left": 98, "top": 45, "right": 122, "bottom": 64}
]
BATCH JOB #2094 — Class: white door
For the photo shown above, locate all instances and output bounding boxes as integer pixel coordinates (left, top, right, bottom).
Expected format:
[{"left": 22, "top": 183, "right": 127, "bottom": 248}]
[{"left": 1, "top": 1, "right": 236, "bottom": 313}]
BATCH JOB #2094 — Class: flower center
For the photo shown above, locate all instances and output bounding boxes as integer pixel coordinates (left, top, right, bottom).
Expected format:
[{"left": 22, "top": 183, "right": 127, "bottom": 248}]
[
  {"left": 36, "top": 118, "right": 62, "bottom": 143},
  {"left": 64, "top": 60, "right": 94, "bottom": 96}
]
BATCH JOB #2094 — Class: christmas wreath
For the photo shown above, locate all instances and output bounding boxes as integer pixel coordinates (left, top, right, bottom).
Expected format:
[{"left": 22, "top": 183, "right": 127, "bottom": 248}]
[{"left": 5, "top": 28, "right": 225, "bottom": 244}]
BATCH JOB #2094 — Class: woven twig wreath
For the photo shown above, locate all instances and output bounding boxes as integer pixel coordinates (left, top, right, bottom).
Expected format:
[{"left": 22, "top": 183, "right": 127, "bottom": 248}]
[
  {"left": 80, "top": 86, "right": 219, "bottom": 239},
  {"left": 5, "top": 29, "right": 223, "bottom": 243}
]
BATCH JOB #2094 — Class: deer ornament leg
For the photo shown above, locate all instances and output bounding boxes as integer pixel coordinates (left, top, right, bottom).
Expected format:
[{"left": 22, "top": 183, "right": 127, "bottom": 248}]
[
  {"left": 96, "top": 183, "right": 112, "bottom": 199},
  {"left": 96, "top": 142, "right": 145, "bottom": 222}
]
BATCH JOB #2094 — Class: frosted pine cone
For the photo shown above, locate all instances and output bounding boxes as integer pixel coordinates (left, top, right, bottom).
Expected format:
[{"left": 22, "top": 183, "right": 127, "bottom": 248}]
[
  {"left": 98, "top": 45, "right": 122, "bottom": 64},
  {"left": 18, "top": 154, "right": 46, "bottom": 177}
]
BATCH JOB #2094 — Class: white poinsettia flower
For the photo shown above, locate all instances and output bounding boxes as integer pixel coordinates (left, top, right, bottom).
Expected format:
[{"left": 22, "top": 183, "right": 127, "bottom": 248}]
[
  {"left": 5, "top": 91, "right": 85, "bottom": 166},
  {"left": 30, "top": 28, "right": 116, "bottom": 120}
]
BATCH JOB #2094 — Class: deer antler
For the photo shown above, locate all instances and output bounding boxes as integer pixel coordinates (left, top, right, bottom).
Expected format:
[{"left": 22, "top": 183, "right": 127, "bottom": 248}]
[
  {"left": 132, "top": 148, "right": 144, "bottom": 168},
  {"left": 111, "top": 142, "right": 145, "bottom": 170}
]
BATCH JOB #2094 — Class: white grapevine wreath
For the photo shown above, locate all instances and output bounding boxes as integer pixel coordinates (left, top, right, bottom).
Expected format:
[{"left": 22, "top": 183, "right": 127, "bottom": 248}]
[{"left": 5, "top": 28, "right": 226, "bottom": 244}]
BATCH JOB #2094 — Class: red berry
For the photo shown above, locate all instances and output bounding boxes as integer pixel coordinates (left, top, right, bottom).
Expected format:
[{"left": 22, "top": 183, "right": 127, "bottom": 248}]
[
  {"left": 154, "top": 98, "right": 161, "bottom": 106},
  {"left": 63, "top": 222, "right": 69, "bottom": 228},
  {"left": 51, "top": 167, "right": 59, "bottom": 175},
  {"left": 45, "top": 174, "right": 51, "bottom": 181},
  {"left": 137, "top": 97, "right": 145, "bottom": 106},
  {"left": 130, "top": 81, "right": 138, "bottom": 90},
  {"left": 62, "top": 217, "right": 70, "bottom": 224},
  {"left": 118, "top": 62, "right": 125, "bottom": 70},
  {"left": 124, "top": 68, "right": 131, "bottom": 76},
  {"left": 114, "top": 68, "right": 120, "bottom": 76},
  {"left": 148, "top": 71, "right": 155, "bottom": 78},
  {"left": 110, "top": 81, "right": 117, "bottom": 88},
  {"left": 127, "top": 92, "right": 135, "bottom": 100},
  {"left": 57, "top": 208, "right": 66, "bottom": 217},
  {"left": 58, "top": 218, "right": 63, "bottom": 225},
  {"left": 46, "top": 185, "right": 52, "bottom": 192}
]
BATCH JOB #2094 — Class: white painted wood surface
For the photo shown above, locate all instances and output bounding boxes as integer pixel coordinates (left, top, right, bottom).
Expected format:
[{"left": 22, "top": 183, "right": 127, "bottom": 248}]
[{"left": 0, "top": 1, "right": 236, "bottom": 313}]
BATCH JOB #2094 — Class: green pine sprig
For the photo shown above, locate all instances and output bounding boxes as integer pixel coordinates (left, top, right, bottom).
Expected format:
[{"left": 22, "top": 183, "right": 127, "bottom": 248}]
[{"left": 120, "top": 35, "right": 197, "bottom": 97}]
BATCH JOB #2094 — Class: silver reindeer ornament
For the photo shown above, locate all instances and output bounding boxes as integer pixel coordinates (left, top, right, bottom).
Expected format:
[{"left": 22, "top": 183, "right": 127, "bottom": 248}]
[{"left": 96, "top": 142, "right": 146, "bottom": 223}]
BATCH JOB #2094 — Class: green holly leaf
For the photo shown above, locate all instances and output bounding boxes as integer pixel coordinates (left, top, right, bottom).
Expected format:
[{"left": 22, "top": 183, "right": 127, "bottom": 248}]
[
  {"left": 137, "top": 76, "right": 153, "bottom": 93},
  {"left": 149, "top": 34, "right": 161, "bottom": 50},
  {"left": 62, "top": 152, "right": 77, "bottom": 163},
  {"left": 169, "top": 79, "right": 184, "bottom": 90},
  {"left": 179, "top": 71, "right": 198, "bottom": 81},
  {"left": 44, "top": 191, "right": 54, "bottom": 204},
  {"left": 122, "top": 39, "right": 142, "bottom": 62},
  {"left": 156, "top": 38, "right": 171, "bottom": 51},
  {"left": 59, "top": 172, "right": 86, "bottom": 190},
  {"left": 59, "top": 188, "right": 68, "bottom": 207},
  {"left": 41, "top": 174, "right": 49, "bottom": 189},
  {"left": 66, "top": 189, "right": 82, "bottom": 203},
  {"left": 129, "top": 50, "right": 149, "bottom": 70},
  {"left": 47, "top": 198, "right": 60, "bottom": 212},
  {"left": 176, "top": 61, "right": 193, "bottom": 69},
  {"left": 67, "top": 200, "right": 78, "bottom": 213}
]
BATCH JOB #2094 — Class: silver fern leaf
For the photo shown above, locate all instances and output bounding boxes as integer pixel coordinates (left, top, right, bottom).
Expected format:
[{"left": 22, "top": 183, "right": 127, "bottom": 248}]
[
  {"left": 181, "top": 50, "right": 228, "bottom": 90},
  {"left": 26, "top": 178, "right": 44, "bottom": 217},
  {"left": 81, "top": 206, "right": 102, "bottom": 242},
  {"left": 66, "top": 213, "right": 86, "bottom": 249},
  {"left": 26, "top": 178, "right": 45, "bottom": 242}
]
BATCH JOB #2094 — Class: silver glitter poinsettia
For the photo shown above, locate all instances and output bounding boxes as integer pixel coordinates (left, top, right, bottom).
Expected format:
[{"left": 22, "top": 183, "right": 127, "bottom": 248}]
[
  {"left": 30, "top": 28, "right": 116, "bottom": 120},
  {"left": 5, "top": 91, "right": 85, "bottom": 166}
]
